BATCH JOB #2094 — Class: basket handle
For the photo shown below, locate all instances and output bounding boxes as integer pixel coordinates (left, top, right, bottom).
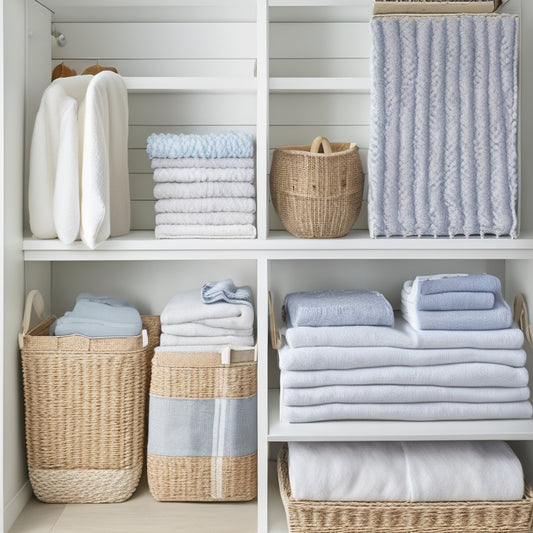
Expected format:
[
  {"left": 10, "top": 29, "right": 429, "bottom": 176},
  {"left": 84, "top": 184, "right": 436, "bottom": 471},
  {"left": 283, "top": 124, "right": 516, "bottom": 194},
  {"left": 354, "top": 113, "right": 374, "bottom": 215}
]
[
  {"left": 310, "top": 136, "right": 333, "bottom": 154},
  {"left": 18, "top": 290, "right": 46, "bottom": 349}
]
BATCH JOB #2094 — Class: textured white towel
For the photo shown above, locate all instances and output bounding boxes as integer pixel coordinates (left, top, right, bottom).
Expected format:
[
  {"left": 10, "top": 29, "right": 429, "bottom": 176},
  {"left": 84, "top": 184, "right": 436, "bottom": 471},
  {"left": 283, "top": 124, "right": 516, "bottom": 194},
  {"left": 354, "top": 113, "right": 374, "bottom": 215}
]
[
  {"left": 282, "top": 401, "right": 533, "bottom": 422},
  {"left": 284, "top": 313, "right": 524, "bottom": 350},
  {"left": 155, "top": 197, "right": 256, "bottom": 214},
  {"left": 162, "top": 322, "right": 253, "bottom": 337},
  {"left": 153, "top": 167, "right": 255, "bottom": 183},
  {"left": 156, "top": 212, "right": 255, "bottom": 226},
  {"left": 80, "top": 71, "right": 129, "bottom": 249},
  {"left": 277, "top": 345, "right": 527, "bottom": 371},
  {"left": 29, "top": 76, "right": 92, "bottom": 242},
  {"left": 155, "top": 224, "right": 256, "bottom": 239},
  {"left": 153, "top": 182, "right": 255, "bottom": 199},
  {"left": 160, "top": 333, "right": 254, "bottom": 346},
  {"left": 282, "top": 385, "right": 531, "bottom": 406},
  {"left": 280, "top": 363, "right": 529, "bottom": 388},
  {"left": 151, "top": 157, "right": 255, "bottom": 169},
  {"left": 161, "top": 288, "right": 254, "bottom": 329},
  {"left": 288, "top": 441, "right": 525, "bottom": 500}
]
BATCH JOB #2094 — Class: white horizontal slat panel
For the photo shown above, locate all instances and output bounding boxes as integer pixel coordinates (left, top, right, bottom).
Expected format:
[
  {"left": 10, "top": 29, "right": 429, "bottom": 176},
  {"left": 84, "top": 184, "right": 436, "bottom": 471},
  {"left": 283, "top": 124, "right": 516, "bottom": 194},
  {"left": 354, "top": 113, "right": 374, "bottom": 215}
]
[
  {"left": 270, "top": 58, "right": 369, "bottom": 77},
  {"left": 270, "top": 6, "right": 372, "bottom": 22},
  {"left": 129, "top": 149, "right": 152, "bottom": 173},
  {"left": 270, "top": 93, "right": 370, "bottom": 125},
  {"left": 52, "top": 22, "right": 256, "bottom": 59},
  {"left": 130, "top": 174, "right": 153, "bottom": 200},
  {"left": 131, "top": 200, "right": 156, "bottom": 230},
  {"left": 270, "top": 77, "right": 370, "bottom": 93},
  {"left": 53, "top": 59, "right": 255, "bottom": 77},
  {"left": 270, "top": 22, "right": 371, "bottom": 58},
  {"left": 129, "top": 125, "right": 256, "bottom": 148},
  {"left": 128, "top": 93, "right": 256, "bottom": 125}
]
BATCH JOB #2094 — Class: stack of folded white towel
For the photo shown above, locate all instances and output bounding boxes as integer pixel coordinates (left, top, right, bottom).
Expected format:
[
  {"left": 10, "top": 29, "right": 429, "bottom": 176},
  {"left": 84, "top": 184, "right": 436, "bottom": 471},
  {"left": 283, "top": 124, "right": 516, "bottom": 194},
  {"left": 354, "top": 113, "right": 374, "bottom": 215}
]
[
  {"left": 279, "top": 282, "right": 532, "bottom": 423},
  {"left": 146, "top": 131, "right": 256, "bottom": 239},
  {"left": 156, "top": 279, "right": 255, "bottom": 353}
]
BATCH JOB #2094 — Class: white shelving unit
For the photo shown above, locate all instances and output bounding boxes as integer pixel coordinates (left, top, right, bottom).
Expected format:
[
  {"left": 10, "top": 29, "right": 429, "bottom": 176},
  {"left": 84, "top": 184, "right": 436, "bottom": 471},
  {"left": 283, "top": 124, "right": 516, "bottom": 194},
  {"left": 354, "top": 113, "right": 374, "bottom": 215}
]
[{"left": 4, "top": 0, "right": 533, "bottom": 532}]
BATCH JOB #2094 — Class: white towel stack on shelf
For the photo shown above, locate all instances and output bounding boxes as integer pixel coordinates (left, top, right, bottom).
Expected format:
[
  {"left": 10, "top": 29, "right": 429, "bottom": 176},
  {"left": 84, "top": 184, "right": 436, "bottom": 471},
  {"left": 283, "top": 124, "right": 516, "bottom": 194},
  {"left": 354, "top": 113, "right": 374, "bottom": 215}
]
[
  {"left": 146, "top": 131, "right": 256, "bottom": 239},
  {"left": 278, "top": 284, "right": 532, "bottom": 423}
]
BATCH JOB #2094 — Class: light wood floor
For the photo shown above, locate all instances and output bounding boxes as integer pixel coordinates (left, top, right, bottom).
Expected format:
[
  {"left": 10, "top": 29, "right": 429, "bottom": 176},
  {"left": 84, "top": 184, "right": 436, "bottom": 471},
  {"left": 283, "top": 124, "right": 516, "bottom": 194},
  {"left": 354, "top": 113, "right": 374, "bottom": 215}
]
[{"left": 9, "top": 475, "right": 257, "bottom": 533}]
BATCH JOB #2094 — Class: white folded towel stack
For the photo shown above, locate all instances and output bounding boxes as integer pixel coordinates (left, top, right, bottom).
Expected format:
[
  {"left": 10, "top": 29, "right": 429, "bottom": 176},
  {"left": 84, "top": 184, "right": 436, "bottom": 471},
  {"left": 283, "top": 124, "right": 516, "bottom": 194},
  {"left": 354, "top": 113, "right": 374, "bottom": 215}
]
[{"left": 147, "top": 131, "right": 256, "bottom": 239}]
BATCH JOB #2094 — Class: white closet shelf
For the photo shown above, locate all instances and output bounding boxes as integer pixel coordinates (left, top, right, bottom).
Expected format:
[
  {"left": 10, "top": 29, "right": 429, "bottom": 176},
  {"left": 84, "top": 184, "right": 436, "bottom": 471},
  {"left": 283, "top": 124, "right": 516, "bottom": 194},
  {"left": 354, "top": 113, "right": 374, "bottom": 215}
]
[
  {"left": 269, "top": 0, "right": 371, "bottom": 6},
  {"left": 22, "top": 230, "right": 533, "bottom": 261},
  {"left": 268, "top": 390, "right": 533, "bottom": 441},
  {"left": 269, "top": 77, "right": 371, "bottom": 93},
  {"left": 44, "top": 0, "right": 252, "bottom": 9},
  {"left": 124, "top": 77, "right": 256, "bottom": 93}
]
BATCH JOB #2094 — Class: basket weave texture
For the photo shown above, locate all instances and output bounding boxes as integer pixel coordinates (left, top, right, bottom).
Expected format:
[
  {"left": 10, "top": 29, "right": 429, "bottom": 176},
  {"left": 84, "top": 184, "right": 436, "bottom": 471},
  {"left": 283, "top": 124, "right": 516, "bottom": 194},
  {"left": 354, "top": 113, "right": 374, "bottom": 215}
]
[
  {"left": 147, "top": 340, "right": 257, "bottom": 502},
  {"left": 373, "top": 0, "right": 501, "bottom": 15},
  {"left": 278, "top": 445, "right": 533, "bottom": 533},
  {"left": 270, "top": 136, "right": 364, "bottom": 238},
  {"left": 21, "top": 315, "right": 159, "bottom": 503}
]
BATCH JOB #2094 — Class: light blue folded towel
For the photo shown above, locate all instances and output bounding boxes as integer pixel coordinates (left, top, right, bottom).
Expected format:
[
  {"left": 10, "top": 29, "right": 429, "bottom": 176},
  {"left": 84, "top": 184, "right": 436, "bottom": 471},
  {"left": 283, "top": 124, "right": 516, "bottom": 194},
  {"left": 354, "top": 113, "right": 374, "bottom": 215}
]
[
  {"left": 146, "top": 131, "right": 254, "bottom": 159},
  {"left": 201, "top": 279, "right": 253, "bottom": 307},
  {"left": 417, "top": 274, "right": 501, "bottom": 295},
  {"left": 418, "top": 292, "right": 495, "bottom": 311},
  {"left": 50, "top": 293, "right": 142, "bottom": 337},
  {"left": 283, "top": 290, "right": 394, "bottom": 327}
]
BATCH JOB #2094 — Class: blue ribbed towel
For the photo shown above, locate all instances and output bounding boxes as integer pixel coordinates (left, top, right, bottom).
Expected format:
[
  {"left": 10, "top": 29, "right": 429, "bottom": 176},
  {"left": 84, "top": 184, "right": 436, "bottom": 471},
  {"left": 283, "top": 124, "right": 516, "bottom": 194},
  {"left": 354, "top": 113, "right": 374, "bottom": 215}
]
[
  {"left": 50, "top": 293, "right": 142, "bottom": 337},
  {"left": 368, "top": 15, "right": 519, "bottom": 238},
  {"left": 283, "top": 290, "right": 394, "bottom": 327},
  {"left": 201, "top": 279, "right": 253, "bottom": 307},
  {"left": 146, "top": 131, "right": 254, "bottom": 159}
]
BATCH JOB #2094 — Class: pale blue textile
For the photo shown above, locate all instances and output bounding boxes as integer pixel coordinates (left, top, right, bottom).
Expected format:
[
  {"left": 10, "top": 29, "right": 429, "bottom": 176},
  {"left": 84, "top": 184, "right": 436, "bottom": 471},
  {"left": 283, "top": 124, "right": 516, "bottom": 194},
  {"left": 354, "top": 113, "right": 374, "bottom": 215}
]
[
  {"left": 146, "top": 131, "right": 254, "bottom": 159},
  {"left": 283, "top": 290, "right": 393, "bottom": 327},
  {"left": 201, "top": 278, "right": 253, "bottom": 307}
]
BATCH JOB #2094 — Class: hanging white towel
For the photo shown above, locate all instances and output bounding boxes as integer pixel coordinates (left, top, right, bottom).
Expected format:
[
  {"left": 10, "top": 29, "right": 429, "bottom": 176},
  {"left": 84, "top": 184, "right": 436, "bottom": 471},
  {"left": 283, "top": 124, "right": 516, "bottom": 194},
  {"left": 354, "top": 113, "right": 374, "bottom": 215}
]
[
  {"left": 28, "top": 76, "right": 92, "bottom": 243},
  {"left": 80, "top": 71, "right": 130, "bottom": 249}
]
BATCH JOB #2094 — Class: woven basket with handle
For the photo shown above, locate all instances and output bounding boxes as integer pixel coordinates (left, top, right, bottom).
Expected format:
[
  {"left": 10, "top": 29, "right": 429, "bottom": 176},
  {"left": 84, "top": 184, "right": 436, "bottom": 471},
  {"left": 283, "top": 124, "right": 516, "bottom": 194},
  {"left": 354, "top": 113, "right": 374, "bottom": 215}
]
[
  {"left": 373, "top": 0, "right": 501, "bottom": 15},
  {"left": 270, "top": 136, "right": 364, "bottom": 238},
  {"left": 19, "top": 290, "right": 158, "bottom": 503}
]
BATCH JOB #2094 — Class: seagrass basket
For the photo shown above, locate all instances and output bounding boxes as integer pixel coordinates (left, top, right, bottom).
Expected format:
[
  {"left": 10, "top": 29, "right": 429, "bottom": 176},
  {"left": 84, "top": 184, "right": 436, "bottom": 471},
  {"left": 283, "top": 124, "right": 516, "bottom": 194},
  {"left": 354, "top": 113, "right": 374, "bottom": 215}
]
[
  {"left": 270, "top": 136, "right": 364, "bottom": 238},
  {"left": 147, "top": 338, "right": 257, "bottom": 502},
  {"left": 373, "top": 0, "right": 501, "bottom": 15},
  {"left": 278, "top": 444, "right": 533, "bottom": 533},
  {"left": 19, "top": 290, "right": 159, "bottom": 504}
]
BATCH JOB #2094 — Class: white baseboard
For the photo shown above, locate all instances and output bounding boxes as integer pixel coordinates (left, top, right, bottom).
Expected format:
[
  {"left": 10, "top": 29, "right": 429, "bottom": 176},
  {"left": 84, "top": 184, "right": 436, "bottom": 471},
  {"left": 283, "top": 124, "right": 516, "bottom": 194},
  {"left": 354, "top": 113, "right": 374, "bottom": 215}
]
[{"left": 4, "top": 481, "right": 32, "bottom": 532}]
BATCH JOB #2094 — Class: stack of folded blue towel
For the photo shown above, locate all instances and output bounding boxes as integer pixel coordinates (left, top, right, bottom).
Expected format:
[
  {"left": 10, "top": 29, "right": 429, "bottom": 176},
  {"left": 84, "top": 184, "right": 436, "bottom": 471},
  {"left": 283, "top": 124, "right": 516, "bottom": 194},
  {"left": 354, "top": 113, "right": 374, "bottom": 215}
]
[
  {"left": 146, "top": 131, "right": 256, "bottom": 239},
  {"left": 50, "top": 293, "right": 142, "bottom": 338},
  {"left": 279, "top": 281, "right": 532, "bottom": 423},
  {"left": 156, "top": 279, "right": 255, "bottom": 354}
]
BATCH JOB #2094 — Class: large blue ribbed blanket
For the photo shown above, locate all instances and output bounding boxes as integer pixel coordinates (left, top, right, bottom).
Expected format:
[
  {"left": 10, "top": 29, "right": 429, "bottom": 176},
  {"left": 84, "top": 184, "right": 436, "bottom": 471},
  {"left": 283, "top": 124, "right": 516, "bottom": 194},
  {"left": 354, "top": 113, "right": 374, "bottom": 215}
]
[{"left": 368, "top": 15, "right": 519, "bottom": 238}]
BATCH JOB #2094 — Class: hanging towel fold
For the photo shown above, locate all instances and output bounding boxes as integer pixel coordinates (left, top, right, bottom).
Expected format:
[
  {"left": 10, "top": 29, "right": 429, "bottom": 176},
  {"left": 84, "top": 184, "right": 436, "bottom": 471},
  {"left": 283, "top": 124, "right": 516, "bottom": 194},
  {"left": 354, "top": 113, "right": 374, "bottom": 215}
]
[
  {"left": 160, "top": 288, "right": 254, "bottom": 329},
  {"left": 153, "top": 167, "right": 255, "bottom": 183},
  {"left": 368, "top": 15, "right": 519, "bottom": 238},
  {"left": 284, "top": 313, "right": 524, "bottom": 349},
  {"left": 282, "top": 401, "right": 533, "bottom": 423},
  {"left": 277, "top": 345, "right": 527, "bottom": 371},
  {"left": 160, "top": 333, "right": 254, "bottom": 347},
  {"left": 155, "top": 197, "right": 256, "bottom": 214},
  {"left": 201, "top": 279, "right": 254, "bottom": 307},
  {"left": 401, "top": 289, "right": 513, "bottom": 331},
  {"left": 288, "top": 441, "right": 525, "bottom": 501},
  {"left": 153, "top": 182, "right": 255, "bottom": 199},
  {"left": 280, "top": 363, "right": 529, "bottom": 388},
  {"left": 155, "top": 224, "right": 256, "bottom": 239},
  {"left": 283, "top": 290, "right": 393, "bottom": 327},
  {"left": 282, "top": 384, "right": 531, "bottom": 406},
  {"left": 29, "top": 75, "right": 92, "bottom": 243},
  {"left": 146, "top": 131, "right": 254, "bottom": 159},
  {"left": 155, "top": 212, "right": 255, "bottom": 226},
  {"left": 151, "top": 157, "right": 255, "bottom": 169},
  {"left": 80, "top": 71, "right": 130, "bottom": 249}
]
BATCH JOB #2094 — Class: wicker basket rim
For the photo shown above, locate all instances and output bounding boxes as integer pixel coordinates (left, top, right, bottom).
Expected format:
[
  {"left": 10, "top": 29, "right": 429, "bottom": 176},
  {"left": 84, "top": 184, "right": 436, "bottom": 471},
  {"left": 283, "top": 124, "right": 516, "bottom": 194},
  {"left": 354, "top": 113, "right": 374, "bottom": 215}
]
[
  {"left": 372, "top": 12, "right": 511, "bottom": 19},
  {"left": 278, "top": 444, "right": 533, "bottom": 506},
  {"left": 274, "top": 142, "right": 358, "bottom": 157}
]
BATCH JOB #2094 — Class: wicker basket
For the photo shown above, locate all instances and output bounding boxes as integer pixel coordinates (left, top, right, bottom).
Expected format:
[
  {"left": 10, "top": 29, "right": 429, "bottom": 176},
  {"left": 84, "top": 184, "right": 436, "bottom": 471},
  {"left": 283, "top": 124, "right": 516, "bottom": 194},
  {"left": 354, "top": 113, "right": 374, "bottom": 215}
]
[
  {"left": 373, "top": 0, "right": 501, "bottom": 15},
  {"left": 147, "top": 339, "right": 257, "bottom": 502},
  {"left": 278, "top": 445, "right": 533, "bottom": 533},
  {"left": 270, "top": 136, "right": 364, "bottom": 239},
  {"left": 19, "top": 290, "right": 159, "bottom": 504}
]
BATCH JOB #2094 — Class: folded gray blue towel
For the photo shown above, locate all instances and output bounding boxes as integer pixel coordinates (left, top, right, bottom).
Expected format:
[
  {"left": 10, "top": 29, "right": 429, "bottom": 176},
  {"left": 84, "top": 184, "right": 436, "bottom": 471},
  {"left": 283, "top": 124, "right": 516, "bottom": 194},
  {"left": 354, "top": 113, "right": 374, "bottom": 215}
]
[
  {"left": 283, "top": 290, "right": 394, "bottom": 327},
  {"left": 201, "top": 278, "right": 253, "bottom": 307}
]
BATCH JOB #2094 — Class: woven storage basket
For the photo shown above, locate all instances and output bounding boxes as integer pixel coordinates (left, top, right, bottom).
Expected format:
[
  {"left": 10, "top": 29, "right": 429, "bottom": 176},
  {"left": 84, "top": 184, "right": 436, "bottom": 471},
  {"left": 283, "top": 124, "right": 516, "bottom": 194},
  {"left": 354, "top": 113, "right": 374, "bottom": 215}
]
[
  {"left": 270, "top": 136, "right": 364, "bottom": 239},
  {"left": 373, "top": 0, "right": 501, "bottom": 15},
  {"left": 147, "top": 334, "right": 257, "bottom": 502},
  {"left": 278, "top": 445, "right": 533, "bottom": 533},
  {"left": 19, "top": 290, "right": 159, "bottom": 504}
]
